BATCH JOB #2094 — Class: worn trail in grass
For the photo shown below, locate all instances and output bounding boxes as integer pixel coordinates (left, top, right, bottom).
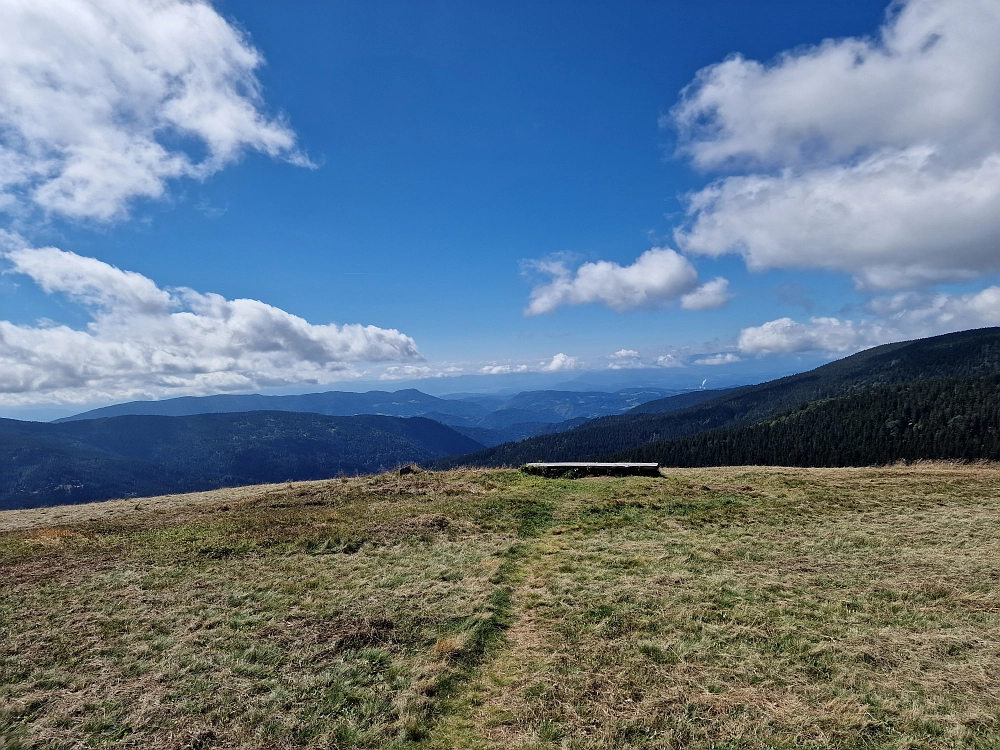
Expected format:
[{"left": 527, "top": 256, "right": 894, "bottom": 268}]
[{"left": 2, "top": 465, "right": 1000, "bottom": 748}]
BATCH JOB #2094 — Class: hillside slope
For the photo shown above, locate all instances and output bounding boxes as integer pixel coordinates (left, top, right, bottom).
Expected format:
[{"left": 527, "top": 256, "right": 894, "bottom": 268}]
[
  {"left": 441, "top": 416, "right": 589, "bottom": 447},
  {"left": 432, "top": 327, "right": 1000, "bottom": 467},
  {"left": 629, "top": 387, "right": 737, "bottom": 414},
  {"left": 0, "top": 412, "right": 482, "bottom": 510},
  {"left": 618, "top": 376, "right": 1000, "bottom": 467},
  {"left": 472, "top": 388, "right": 677, "bottom": 427}
]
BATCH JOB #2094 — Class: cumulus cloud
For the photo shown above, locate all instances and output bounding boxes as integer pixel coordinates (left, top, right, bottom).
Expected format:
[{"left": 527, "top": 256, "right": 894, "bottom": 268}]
[
  {"left": 738, "top": 317, "right": 867, "bottom": 355},
  {"left": 694, "top": 353, "right": 741, "bottom": 366},
  {"left": 0, "top": 0, "right": 310, "bottom": 222},
  {"left": 525, "top": 248, "right": 714, "bottom": 315},
  {"left": 681, "top": 277, "right": 731, "bottom": 310},
  {"left": 671, "top": 0, "right": 1000, "bottom": 289},
  {"left": 540, "top": 353, "right": 579, "bottom": 372},
  {"left": 480, "top": 364, "right": 529, "bottom": 375},
  {"left": 656, "top": 354, "right": 684, "bottom": 368},
  {"left": 608, "top": 349, "right": 641, "bottom": 370},
  {"left": 738, "top": 286, "right": 1000, "bottom": 355},
  {"left": 379, "top": 365, "right": 463, "bottom": 381},
  {"left": 0, "top": 241, "right": 420, "bottom": 404}
]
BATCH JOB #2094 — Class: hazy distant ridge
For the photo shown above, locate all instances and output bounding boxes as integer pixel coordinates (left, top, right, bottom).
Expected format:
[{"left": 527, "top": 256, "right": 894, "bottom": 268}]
[
  {"left": 57, "top": 389, "right": 487, "bottom": 423},
  {"left": 58, "top": 387, "right": 679, "bottom": 447}
]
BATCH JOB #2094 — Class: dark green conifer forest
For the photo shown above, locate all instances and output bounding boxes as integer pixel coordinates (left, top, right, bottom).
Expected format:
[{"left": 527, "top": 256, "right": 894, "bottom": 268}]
[{"left": 618, "top": 377, "right": 1000, "bottom": 467}]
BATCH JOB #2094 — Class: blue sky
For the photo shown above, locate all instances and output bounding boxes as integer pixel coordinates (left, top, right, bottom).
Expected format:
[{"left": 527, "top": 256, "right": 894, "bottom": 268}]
[{"left": 2, "top": 0, "right": 1000, "bottom": 416}]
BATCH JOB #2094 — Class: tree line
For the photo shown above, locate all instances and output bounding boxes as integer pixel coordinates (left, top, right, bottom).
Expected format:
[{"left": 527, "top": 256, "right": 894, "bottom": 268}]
[{"left": 616, "top": 377, "right": 1000, "bottom": 467}]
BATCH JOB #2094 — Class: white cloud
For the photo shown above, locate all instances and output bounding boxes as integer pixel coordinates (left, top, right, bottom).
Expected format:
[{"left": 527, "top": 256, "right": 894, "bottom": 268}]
[
  {"left": 694, "top": 353, "right": 741, "bottom": 366},
  {"left": 656, "top": 354, "right": 684, "bottom": 368},
  {"left": 677, "top": 149, "right": 1000, "bottom": 289},
  {"left": 379, "top": 365, "right": 464, "bottom": 381},
  {"left": 670, "top": 0, "right": 1000, "bottom": 289},
  {"left": 608, "top": 349, "right": 642, "bottom": 370},
  {"left": 0, "top": 0, "right": 310, "bottom": 222},
  {"left": 680, "top": 277, "right": 731, "bottom": 310},
  {"left": 540, "top": 353, "right": 579, "bottom": 372},
  {"left": 0, "top": 241, "right": 420, "bottom": 404},
  {"left": 864, "top": 287, "right": 1000, "bottom": 335},
  {"left": 738, "top": 286, "right": 1000, "bottom": 355},
  {"left": 525, "top": 248, "right": 707, "bottom": 315},
  {"left": 479, "top": 364, "right": 529, "bottom": 375},
  {"left": 738, "top": 317, "right": 866, "bottom": 355},
  {"left": 672, "top": 0, "right": 1000, "bottom": 170}
]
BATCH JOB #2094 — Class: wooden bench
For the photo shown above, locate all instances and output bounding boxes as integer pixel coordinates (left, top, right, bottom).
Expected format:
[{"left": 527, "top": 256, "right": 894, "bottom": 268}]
[{"left": 521, "top": 462, "right": 661, "bottom": 478}]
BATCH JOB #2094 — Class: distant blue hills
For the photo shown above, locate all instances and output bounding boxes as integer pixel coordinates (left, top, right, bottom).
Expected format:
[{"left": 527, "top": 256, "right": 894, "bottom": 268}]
[
  {"left": 57, "top": 387, "right": 683, "bottom": 447},
  {"left": 9, "top": 328, "right": 1000, "bottom": 510},
  {"left": 1, "top": 386, "right": 693, "bottom": 510},
  {"left": 21, "top": 328, "right": 1000, "bottom": 513},
  {"left": 0, "top": 412, "right": 483, "bottom": 510},
  {"left": 431, "top": 327, "right": 1000, "bottom": 470}
]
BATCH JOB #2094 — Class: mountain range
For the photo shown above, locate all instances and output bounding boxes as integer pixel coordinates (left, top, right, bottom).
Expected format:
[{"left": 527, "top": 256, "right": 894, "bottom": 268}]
[
  {"left": 7, "top": 327, "right": 1000, "bottom": 511},
  {"left": 0, "top": 386, "right": 684, "bottom": 509},
  {"left": 0, "top": 412, "right": 482, "bottom": 510},
  {"left": 59, "top": 386, "right": 679, "bottom": 447},
  {"left": 431, "top": 327, "right": 1000, "bottom": 469}
]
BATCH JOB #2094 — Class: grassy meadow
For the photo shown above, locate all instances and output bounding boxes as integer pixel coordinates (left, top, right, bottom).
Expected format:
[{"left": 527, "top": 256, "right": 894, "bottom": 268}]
[{"left": 1, "top": 465, "right": 999, "bottom": 748}]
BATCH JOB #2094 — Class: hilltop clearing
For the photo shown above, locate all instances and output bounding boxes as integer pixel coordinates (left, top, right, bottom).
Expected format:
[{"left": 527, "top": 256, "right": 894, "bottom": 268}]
[{"left": 2, "top": 465, "right": 998, "bottom": 748}]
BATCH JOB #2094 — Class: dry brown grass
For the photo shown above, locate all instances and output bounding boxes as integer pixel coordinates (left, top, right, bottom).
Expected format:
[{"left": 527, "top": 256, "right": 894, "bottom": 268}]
[
  {"left": 438, "top": 465, "right": 1000, "bottom": 749},
  {"left": 2, "top": 464, "right": 999, "bottom": 748},
  {"left": 0, "top": 482, "right": 302, "bottom": 533}
]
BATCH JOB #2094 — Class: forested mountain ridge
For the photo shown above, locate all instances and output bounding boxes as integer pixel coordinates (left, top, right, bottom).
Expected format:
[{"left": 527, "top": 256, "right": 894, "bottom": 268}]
[
  {"left": 614, "top": 376, "right": 1000, "bottom": 467},
  {"left": 430, "top": 327, "right": 1000, "bottom": 468},
  {"left": 442, "top": 416, "right": 589, "bottom": 447},
  {"left": 480, "top": 388, "right": 676, "bottom": 423},
  {"left": 0, "top": 412, "right": 482, "bottom": 510},
  {"left": 58, "top": 386, "right": 678, "bottom": 447},
  {"left": 629, "top": 388, "right": 737, "bottom": 414}
]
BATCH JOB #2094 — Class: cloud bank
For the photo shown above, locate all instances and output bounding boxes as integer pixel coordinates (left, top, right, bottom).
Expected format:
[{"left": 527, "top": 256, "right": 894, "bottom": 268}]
[
  {"left": 525, "top": 248, "right": 729, "bottom": 315},
  {"left": 0, "top": 241, "right": 420, "bottom": 404},
  {"left": 540, "top": 353, "right": 579, "bottom": 372},
  {"left": 608, "top": 348, "right": 641, "bottom": 369},
  {"left": 656, "top": 354, "right": 683, "bottom": 368},
  {"left": 0, "top": 0, "right": 309, "bottom": 222},
  {"left": 738, "top": 287, "right": 1000, "bottom": 356},
  {"left": 671, "top": 0, "right": 1000, "bottom": 289},
  {"left": 480, "top": 364, "right": 529, "bottom": 375},
  {"left": 612, "top": 349, "right": 639, "bottom": 359},
  {"left": 694, "top": 353, "right": 741, "bottom": 366}
]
